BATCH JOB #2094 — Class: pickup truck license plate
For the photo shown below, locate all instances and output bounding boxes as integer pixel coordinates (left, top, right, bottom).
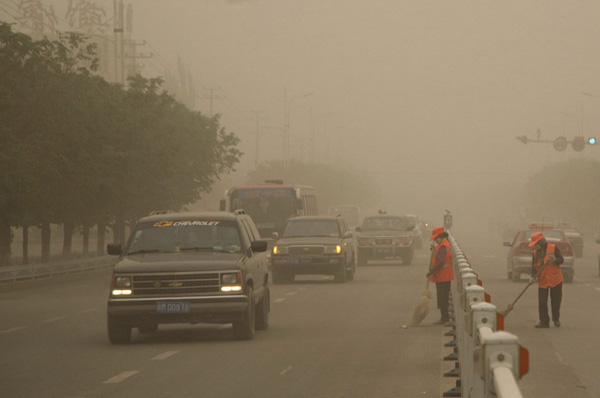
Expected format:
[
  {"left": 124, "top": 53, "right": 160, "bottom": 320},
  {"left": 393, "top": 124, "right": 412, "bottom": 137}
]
[{"left": 156, "top": 301, "right": 190, "bottom": 313}]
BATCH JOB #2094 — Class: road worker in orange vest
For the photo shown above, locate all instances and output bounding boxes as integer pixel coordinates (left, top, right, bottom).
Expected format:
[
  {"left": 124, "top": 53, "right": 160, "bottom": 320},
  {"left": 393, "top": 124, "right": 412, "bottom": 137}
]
[
  {"left": 426, "top": 227, "right": 454, "bottom": 325},
  {"left": 529, "top": 232, "right": 564, "bottom": 328}
]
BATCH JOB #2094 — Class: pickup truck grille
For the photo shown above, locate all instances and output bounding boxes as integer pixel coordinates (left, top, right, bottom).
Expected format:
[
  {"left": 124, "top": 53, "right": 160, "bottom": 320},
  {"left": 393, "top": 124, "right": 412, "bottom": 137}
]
[
  {"left": 289, "top": 246, "right": 324, "bottom": 255},
  {"left": 132, "top": 273, "right": 220, "bottom": 296}
]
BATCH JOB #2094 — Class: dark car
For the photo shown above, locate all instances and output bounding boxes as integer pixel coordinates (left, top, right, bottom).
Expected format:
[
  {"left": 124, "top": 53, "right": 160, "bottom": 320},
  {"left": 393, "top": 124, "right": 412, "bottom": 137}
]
[
  {"left": 106, "top": 210, "right": 270, "bottom": 344},
  {"left": 355, "top": 214, "right": 415, "bottom": 265},
  {"left": 503, "top": 222, "right": 575, "bottom": 283},
  {"left": 270, "top": 215, "right": 356, "bottom": 283}
]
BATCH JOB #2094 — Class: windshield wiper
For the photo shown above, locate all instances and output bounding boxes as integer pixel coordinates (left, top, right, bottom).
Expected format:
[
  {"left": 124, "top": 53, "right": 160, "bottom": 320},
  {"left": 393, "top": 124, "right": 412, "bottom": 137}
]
[
  {"left": 179, "top": 246, "right": 216, "bottom": 252},
  {"left": 127, "top": 249, "right": 173, "bottom": 255}
]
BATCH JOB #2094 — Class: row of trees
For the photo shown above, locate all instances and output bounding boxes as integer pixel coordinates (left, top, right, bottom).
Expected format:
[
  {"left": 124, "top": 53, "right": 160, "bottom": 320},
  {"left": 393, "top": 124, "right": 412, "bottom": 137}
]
[{"left": 0, "top": 23, "right": 241, "bottom": 266}]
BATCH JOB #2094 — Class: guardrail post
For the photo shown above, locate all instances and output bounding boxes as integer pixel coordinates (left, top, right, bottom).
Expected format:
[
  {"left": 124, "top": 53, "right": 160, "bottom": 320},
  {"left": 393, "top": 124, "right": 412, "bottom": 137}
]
[{"left": 476, "top": 331, "right": 524, "bottom": 398}]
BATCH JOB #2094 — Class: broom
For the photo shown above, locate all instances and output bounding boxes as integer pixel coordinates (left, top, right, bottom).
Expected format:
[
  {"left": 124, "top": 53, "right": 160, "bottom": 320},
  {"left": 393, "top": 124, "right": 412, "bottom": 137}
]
[
  {"left": 402, "top": 279, "right": 431, "bottom": 328},
  {"left": 500, "top": 263, "right": 547, "bottom": 317}
]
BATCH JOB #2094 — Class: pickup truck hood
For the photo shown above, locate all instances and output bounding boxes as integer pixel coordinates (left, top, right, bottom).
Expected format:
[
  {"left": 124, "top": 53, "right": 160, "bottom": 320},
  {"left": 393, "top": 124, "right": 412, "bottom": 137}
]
[
  {"left": 114, "top": 252, "right": 245, "bottom": 273},
  {"left": 359, "top": 230, "right": 411, "bottom": 237},
  {"left": 275, "top": 237, "right": 342, "bottom": 246}
]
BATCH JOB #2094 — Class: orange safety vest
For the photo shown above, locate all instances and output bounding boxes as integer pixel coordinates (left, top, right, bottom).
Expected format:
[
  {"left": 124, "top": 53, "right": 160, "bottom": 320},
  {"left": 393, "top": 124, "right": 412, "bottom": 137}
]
[
  {"left": 429, "top": 239, "right": 454, "bottom": 283},
  {"left": 534, "top": 243, "right": 563, "bottom": 288}
]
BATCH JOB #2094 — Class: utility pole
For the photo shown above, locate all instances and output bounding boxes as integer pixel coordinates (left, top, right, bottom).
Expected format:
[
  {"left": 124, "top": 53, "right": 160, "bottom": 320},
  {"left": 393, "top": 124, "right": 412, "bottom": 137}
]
[{"left": 203, "top": 86, "right": 225, "bottom": 117}]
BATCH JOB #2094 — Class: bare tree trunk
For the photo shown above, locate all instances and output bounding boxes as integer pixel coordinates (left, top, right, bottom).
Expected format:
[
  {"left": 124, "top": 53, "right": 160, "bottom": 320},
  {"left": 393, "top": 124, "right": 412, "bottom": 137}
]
[
  {"left": 22, "top": 226, "right": 29, "bottom": 265},
  {"left": 96, "top": 221, "right": 106, "bottom": 255},
  {"left": 114, "top": 217, "right": 126, "bottom": 245},
  {"left": 63, "top": 221, "right": 73, "bottom": 259},
  {"left": 82, "top": 224, "right": 89, "bottom": 256},
  {"left": 0, "top": 219, "right": 11, "bottom": 267},
  {"left": 41, "top": 222, "right": 51, "bottom": 263}
]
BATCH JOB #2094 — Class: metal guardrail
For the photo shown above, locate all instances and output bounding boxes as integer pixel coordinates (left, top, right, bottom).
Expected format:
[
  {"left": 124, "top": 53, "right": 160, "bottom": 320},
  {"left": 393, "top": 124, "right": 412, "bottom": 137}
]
[
  {"left": 441, "top": 235, "right": 528, "bottom": 398},
  {"left": 0, "top": 255, "right": 116, "bottom": 285}
]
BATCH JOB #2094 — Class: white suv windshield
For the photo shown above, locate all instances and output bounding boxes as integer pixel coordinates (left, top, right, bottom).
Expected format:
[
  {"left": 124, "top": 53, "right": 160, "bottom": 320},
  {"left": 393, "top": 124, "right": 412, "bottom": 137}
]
[{"left": 283, "top": 220, "right": 340, "bottom": 238}]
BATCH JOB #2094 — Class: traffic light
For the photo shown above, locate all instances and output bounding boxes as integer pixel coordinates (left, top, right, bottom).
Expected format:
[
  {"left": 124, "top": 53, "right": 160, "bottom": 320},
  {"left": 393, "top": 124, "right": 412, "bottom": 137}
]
[
  {"left": 572, "top": 136, "right": 586, "bottom": 151},
  {"left": 588, "top": 137, "right": 597, "bottom": 145}
]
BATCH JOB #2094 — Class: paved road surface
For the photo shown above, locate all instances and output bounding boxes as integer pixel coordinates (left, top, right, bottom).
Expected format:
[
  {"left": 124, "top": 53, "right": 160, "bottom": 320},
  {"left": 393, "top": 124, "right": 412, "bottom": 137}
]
[{"left": 1, "top": 236, "right": 598, "bottom": 398}]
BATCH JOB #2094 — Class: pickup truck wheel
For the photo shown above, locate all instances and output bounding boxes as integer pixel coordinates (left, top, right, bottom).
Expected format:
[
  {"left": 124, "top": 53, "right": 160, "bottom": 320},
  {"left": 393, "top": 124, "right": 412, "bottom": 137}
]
[
  {"left": 255, "top": 286, "right": 270, "bottom": 330},
  {"left": 232, "top": 286, "right": 255, "bottom": 340},
  {"left": 334, "top": 264, "right": 347, "bottom": 283},
  {"left": 107, "top": 314, "right": 132, "bottom": 344}
]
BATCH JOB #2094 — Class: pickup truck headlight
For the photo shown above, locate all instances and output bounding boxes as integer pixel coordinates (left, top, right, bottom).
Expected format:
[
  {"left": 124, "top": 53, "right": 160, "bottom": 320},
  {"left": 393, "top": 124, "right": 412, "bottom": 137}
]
[
  {"left": 112, "top": 276, "right": 132, "bottom": 296},
  {"left": 272, "top": 245, "right": 288, "bottom": 255},
  {"left": 325, "top": 245, "right": 342, "bottom": 254},
  {"left": 221, "top": 272, "right": 243, "bottom": 292}
]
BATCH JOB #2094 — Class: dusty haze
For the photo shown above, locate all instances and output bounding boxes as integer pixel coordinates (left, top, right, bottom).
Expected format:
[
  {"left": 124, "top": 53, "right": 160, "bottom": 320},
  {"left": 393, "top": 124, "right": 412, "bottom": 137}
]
[{"left": 4, "top": 0, "right": 600, "bottom": 237}]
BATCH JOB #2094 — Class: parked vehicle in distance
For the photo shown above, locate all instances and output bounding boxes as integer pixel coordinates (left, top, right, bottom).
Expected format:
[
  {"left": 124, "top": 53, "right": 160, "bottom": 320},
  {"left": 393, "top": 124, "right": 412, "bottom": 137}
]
[
  {"left": 355, "top": 214, "right": 415, "bottom": 265},
  {"left": 503, "top": 222, "right": 575, "bottom": 283},
  {"left": 328, "top": 204, "right": 361, "bottom": 229},
  {"left": 106, "top": 210, "right": 270, "bottom": 344},
  {"left": 270, "top": 215, "right": 355, "bottom": 283}
]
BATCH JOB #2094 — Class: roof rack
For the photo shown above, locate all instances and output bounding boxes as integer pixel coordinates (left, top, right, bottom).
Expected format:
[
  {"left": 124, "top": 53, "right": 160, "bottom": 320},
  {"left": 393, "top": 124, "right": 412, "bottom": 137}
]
[
  {"left": 264, "top": 179, "right": 284, "bottom": 185},
  {"left": 233, "top": 209, "right": 246, "bottom": 215}
]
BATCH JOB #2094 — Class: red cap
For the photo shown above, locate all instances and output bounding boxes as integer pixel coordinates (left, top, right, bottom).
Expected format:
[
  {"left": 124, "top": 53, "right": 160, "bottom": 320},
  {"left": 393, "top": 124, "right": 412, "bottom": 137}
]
[
  {"left": 430, "top": 227, "right": 445, "bottom": 241},
  {"left": 528, "top": 232, "right": 544, "bottom": 247}
]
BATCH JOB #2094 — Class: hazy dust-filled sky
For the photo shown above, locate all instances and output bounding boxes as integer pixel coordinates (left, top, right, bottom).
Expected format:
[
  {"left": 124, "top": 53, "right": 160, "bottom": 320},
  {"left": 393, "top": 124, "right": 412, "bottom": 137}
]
[{"left": 4, "top": 0, "right": 600, "bottom": 229}]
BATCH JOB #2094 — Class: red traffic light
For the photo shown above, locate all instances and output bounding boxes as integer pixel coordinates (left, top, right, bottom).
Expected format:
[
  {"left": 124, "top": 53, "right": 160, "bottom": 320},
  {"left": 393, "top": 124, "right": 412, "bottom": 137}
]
[{"left": 572, "top": 136, "right": 585, "bottom": 151}]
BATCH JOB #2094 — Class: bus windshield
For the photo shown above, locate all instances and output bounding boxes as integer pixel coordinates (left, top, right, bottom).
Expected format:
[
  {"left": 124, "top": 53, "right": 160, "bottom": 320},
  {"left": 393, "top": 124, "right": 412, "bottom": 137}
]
[{"left": 231, "top": 188, "right": 297, "bottom": 236}]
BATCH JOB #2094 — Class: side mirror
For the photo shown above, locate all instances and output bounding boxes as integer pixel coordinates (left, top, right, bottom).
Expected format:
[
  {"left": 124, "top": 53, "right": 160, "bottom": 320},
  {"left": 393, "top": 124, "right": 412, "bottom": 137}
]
[
  {"left": 406, "top": 225, "right": 415, "bottom": 231},
  {"left": 355, "top": 226, "right": 362, "bottom": 232},
  {"left": 343, "top": 231, "right": 353, "bottom": 239},
  {"left": 107, "top": 243, "right": 123, "bottom": 255},
  {"left": 219, "top": 199, "right": 226, "bottom": 211},
  {"left": 503, "top": 242, "right": 512, "bottom": 247},
  {"left": 271, "top": 232, "right": 280, "bottom": 239},
  {"left": 251, "top": 240, "right": 268, "bottom": 253}
]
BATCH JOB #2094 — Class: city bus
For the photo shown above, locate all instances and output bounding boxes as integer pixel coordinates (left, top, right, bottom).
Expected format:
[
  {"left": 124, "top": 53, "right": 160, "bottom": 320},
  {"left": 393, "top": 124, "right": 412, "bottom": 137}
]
[{"left": 219, "top": 180, "right": 318, "bottom": 238}]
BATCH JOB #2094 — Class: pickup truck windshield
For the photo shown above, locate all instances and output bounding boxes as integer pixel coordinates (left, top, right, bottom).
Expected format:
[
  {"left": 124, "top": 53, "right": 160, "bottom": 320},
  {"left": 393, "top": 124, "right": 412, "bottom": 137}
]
[{"left": 127, "top": 220, "right": 243, "bottom": 254}]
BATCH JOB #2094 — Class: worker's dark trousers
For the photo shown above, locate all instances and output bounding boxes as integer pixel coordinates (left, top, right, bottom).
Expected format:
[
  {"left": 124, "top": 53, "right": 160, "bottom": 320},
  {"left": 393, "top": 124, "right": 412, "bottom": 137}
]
[
  {"left": 538, "top": 283, "right": 562, "bottom": 325},
  {"left": 436, "top": 281, "right": 451, "bottom": 321}
]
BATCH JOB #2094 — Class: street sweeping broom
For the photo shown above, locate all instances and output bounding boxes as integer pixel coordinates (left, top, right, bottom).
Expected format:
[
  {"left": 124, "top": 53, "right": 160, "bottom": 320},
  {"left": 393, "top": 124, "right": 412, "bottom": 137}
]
[
  {"left": 500, "top": 263, "right": 546, "bottom": 317},
  {"left": 402, "top": 279, "right": 431, "bottom": 328}
]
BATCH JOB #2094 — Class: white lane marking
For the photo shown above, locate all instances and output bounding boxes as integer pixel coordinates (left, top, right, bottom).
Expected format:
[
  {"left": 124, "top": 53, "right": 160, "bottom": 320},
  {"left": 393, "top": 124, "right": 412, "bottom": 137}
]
[
  {"left": 280, "top": 365, "right": 293, "bottom": 376},
  {"left": 273, "top": 298, "right": 286, "bottom": 303},
  {"left": 80, "top": 308, "right": 97, "bottom": 313},
  {"left": 594, "top": 287, "right": 600, "bottom": 291},
  {"left": 102, "top": 371, "right": 139, "bottom": 384},
  {"left": 585, "top": 283, "right": 592, "bottom": 287},
  {"left": 43, "top": 316, "right": 66, "bottom": 323},
  {"left": 152, "top": 350, "right": 179, "bottom": 360},
  {"left": 297, "top": 287, "right": 307, "bottom": 291},
  {"left": 484, "top": 255, "right": 495, "bottom": 258},
  {"left": 0, "top": 326, "right": 26, "bottom": 334},
  {"left": 285, "top": 291, "right": 297, "bottom": 296}
]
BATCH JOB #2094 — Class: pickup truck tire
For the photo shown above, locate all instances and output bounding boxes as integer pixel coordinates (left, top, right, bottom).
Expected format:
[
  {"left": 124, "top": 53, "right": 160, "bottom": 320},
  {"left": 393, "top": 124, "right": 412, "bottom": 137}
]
[
  {"left": 255, "top": 286, "right": 270, "bottom": 330},
  {"left": 334, "top": 264, "right": 347, "bottom": 283},
  {"left": 402, "top": 248, "right": 414, "bottom": 265},
  {"left": 107, "top": 314, "right": 132, "bottom": 344},
  {"left": 232, "top": 286, "right": 255, "bottom": 340}
]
